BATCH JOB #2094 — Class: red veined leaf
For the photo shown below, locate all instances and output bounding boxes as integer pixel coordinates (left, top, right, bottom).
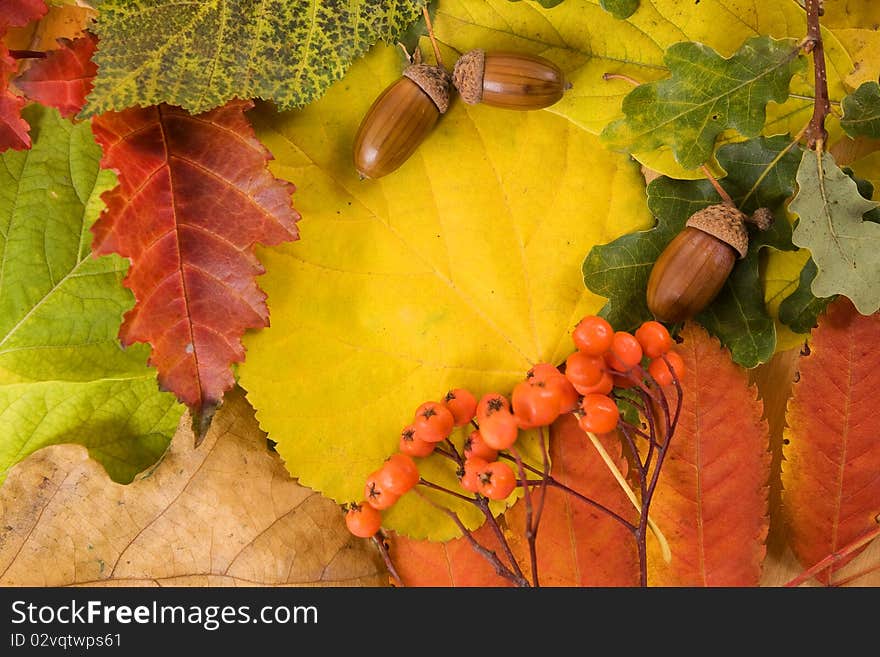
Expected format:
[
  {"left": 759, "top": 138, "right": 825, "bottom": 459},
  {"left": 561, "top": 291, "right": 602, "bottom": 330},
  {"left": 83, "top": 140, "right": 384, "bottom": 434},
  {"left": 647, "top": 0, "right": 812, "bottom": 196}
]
[
  {"left": 782, "top": 297, "right": 880, "bottom": 584},
  {"left": 15, "top": 33, "right": 96, "bottom": 117},
  {"left": 0, "top": 0, "right": 47, "bottom": 33},
  {"left": 648, "top": 323, "right": 770, "bottom": 586},
  {"left": 388, "top": 524, "right": 513, "bottom": 587},
  {"left": 0, "top": 0, "right": 47, "bottom": 151},
  {"left": 388, "top": 416, "right": 639, "bottom": 587},
  {"left": 91, "top": 101, "right": 300, "bottom": 440},
  {"left": 0, "top": 45, "right": 28, "bottom": 150},
  {"left": 506, "top": 416, "right": 639, "bottom": 586}
]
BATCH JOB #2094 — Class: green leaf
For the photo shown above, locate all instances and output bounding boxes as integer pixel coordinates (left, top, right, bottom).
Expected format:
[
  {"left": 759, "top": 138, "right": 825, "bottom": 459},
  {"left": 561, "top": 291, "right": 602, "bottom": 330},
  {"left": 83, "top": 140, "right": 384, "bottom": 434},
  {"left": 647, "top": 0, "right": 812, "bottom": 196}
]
[
  {"left": 777, "top": 259, "right": 834, "bottom": 333},
  {"left": 600, "top": 0, "right": 638, "bottom": 19},
  {"left": 790, "top": 150, "right": 880, "bottom": 315},
  {"left": 583, "top": 135, "right": 802, "bottom": 367},
  {"left": 602, "top": 36, "right": 805, "bottom": 169},
  {"left": 0, "top": 105, "right": 183, "bottom": 484},
  {"left": 82, "top": 0, "right": 425, "bottom": 117},
  {"left": 841, "top": 81, "right": 880, "bottom": 139}
]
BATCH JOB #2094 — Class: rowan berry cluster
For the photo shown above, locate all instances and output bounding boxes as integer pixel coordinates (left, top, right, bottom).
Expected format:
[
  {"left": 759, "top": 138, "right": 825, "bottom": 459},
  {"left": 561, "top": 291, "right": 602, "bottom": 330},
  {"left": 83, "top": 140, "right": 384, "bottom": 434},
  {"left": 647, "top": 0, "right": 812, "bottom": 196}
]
[{"left": 345, "top": 315, "right": 685, "bottom": 541}]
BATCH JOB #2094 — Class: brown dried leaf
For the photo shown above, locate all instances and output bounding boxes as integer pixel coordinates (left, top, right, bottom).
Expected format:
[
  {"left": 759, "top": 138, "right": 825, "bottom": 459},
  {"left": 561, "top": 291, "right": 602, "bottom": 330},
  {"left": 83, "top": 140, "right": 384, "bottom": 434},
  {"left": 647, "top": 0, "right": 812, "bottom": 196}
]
[{"left": 0, "top": 387, "right": 385, "bottom": 587}]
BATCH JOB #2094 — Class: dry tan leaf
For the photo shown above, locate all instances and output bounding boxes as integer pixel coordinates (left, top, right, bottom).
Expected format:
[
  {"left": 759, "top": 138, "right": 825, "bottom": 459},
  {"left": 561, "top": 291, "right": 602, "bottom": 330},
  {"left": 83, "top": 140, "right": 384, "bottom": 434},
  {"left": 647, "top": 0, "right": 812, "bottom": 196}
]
[{"left": 0, "top": 387, "right": 386, "bottom": 587}]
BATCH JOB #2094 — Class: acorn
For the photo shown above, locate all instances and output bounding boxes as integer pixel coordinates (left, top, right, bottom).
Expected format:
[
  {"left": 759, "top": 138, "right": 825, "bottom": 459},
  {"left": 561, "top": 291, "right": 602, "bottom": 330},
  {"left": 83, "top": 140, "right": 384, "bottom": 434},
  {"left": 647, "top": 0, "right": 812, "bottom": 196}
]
[
  {"left": 646, "top": 204, "right": 773, "bottom": 323},
  {"left": 353, "top": 63, "right": 452, "bottom": 179},
  {"left": 452, "top": 49, "right": 567, "bottom": 110}
]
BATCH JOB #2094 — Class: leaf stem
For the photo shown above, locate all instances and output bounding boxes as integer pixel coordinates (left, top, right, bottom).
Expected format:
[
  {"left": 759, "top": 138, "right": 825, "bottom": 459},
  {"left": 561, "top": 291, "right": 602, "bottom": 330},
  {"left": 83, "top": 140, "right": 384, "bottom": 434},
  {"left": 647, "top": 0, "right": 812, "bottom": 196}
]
[
  {"left": 422, "top": 6, "right": 445, "bottom": 70},
  {"left": 701, "top": 164, "right": 735, "bottom": 206},
  {"left": 602, "top": 72, "right": 641, "bottom": 86},
  {"left": 804, "top": 0, "right": 830, "bottom": 150},
  {"left": 584, "top": 430, "right": 671, "bottom": 564}
]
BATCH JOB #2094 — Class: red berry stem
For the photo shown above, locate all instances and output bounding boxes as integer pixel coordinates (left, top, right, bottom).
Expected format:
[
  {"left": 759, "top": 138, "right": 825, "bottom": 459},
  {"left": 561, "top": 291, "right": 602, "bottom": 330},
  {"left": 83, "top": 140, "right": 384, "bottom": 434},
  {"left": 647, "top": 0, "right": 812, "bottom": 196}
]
[
  {"left": 474, "top": 494, "right": 529, "bottom": 585},
  {"left": 531, "top": 426, "right": 551, "bottom": 541},
  {"left": 509, "top": 446, "right": 539, "bottom": 586},
  {"left": 371, "top": 534, "right": 405, "bottom": 587},
  {"left": 444, "top": 437, "right": 464, "bottom": 464},
  {"left": 414, "top": 489, "right": 528, "bottom": 587},
  {"left": 418, "top": 477, "right": 477, "bottom": 503}
]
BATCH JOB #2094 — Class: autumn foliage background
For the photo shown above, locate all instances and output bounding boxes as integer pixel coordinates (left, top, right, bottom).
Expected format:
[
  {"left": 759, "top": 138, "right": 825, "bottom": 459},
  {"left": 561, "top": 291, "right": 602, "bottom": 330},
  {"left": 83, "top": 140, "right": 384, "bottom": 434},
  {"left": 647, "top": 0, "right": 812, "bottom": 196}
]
[{"left": 0, "top": 0, "right": 878, "bottom": 587}]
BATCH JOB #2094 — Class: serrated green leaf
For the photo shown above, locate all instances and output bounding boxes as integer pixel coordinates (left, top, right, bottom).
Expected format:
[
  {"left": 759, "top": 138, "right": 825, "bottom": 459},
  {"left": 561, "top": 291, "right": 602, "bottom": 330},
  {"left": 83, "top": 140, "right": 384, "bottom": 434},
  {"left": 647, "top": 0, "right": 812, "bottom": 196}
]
[
  {"left": 601, "top": 36, "right": 805, "bottom": 169},
  {"left": 777, "top": 258, "right": 834, "bottom": 333},
  {"left": 0, "top": 105, "right": 183, "bottom": 484},
  {"left": 584, "top": 136, "right": 802, "bottom": 367},
  {"left": 841, "top": 81, "right": 880, "bottom": 139},
  {"left": 82, "top": 0, "right": 425, "bottom": 117},
  {"left": 790, "top": 150, "right": 880, "bottom": 315},
  {"left": 600, "top": 0, "right": 638, "bottom": 19}
]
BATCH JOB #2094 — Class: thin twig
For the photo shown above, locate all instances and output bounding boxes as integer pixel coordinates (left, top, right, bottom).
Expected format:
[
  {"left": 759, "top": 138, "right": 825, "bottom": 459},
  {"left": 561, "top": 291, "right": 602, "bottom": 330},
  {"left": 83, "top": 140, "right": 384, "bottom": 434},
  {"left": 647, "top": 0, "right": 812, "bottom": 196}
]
[
  {"left": 804, "top": 0, "right": 830, "bottom": 149},
  {"left": 510, "top": 447, "right": 539, "bottom": 586},
  {"left": 418, "top": 478, "right": 477, "bottom": 503},
  {"left": 475, "top": 496, "right": 528, "bottom": 584},
  {"left": 414, "top": 489, "right": 526, "bottom": 586},
  {"left": 372, "top": 535, "right": 405, "bottom": 587},
  {"left": 544, "top": 480, "right": 637, "bottom": 531},
  {"left": 785, "top": 523, "right": 880, "bottom": 587},
  {"left": 830, "top": 560, "right": 880, "bottom": 587}
]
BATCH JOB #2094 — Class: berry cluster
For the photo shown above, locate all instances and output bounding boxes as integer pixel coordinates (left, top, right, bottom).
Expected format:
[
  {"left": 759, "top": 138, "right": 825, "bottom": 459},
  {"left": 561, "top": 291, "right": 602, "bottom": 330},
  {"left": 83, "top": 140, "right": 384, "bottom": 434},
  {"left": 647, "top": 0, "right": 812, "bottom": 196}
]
[{"left": 345, "top": 315, "right": 685, "bottom": 540}]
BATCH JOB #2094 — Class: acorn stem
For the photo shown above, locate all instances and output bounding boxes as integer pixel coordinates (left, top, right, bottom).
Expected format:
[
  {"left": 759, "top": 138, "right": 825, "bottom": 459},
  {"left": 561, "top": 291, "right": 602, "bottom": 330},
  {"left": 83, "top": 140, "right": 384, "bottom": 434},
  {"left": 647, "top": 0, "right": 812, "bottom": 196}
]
[
  {"left": 700, "top": 164, "right": 735, "bottom": 206},
  {"left": 422, "top": 6, "right": 444, "bottom": 70}
]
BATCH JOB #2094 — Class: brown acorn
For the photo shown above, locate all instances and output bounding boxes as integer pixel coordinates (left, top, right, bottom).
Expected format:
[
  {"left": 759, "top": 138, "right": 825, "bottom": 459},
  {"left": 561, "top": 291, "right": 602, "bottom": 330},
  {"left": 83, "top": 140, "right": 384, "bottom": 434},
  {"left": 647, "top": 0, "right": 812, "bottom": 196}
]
[
  {"left": 452, "top": 49, "right": 567, "bottom": 110},
  {"left": 646, "top": 204, "right": 773, "bottom": 324},
  {"left": 353, "top": 63, "right": 452, "bottom": 179}
]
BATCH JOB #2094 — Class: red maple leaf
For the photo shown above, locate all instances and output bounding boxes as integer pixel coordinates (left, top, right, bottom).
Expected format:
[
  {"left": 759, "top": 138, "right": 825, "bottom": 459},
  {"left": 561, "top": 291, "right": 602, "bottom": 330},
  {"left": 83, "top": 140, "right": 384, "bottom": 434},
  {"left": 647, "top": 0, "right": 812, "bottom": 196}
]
[
  {"left": 91, "top": 101, "right": 300, "bottom": 440},
  {"left": 15, "top": 33, "right": 97, "bottom": 117}
]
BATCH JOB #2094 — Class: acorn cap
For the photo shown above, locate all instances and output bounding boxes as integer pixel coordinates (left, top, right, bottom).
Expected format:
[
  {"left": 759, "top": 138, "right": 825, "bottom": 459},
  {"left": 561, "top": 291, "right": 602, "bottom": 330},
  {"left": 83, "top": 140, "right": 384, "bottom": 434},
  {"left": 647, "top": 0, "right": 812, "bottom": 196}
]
[
  {"left": 452, "top": 49, "right": 485, "bottom": 105},
  {"left": 686, "top": 204, "right": 750, "bottom": 258},
  {"left": 403, "top": 63, "right": 453, "bottom": 113}
]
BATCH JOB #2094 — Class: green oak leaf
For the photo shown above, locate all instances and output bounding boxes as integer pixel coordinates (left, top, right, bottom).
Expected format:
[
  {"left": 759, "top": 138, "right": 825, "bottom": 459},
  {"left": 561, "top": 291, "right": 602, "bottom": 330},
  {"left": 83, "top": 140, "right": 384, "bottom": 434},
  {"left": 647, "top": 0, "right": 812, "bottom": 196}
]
[
  {"left": 602, "top": 36, "right": 805, "bottom": 170},
  {"left": 82, "top": 0, "right": 425, "bottom": 117},
  {"left": 600, "top": 0, "right": 638, "bottom": 19},
  {"left": 583, "top": 135, "right": 802, "bottom": 367},
  {"left": 790, "top": 150, "right": 880, "bottom": 315},
  {"left": 0, "top": 105, "right": 183, "bottom": 484},
  {"left": 840, "top": 81, "right": 880, "bottom": 139},
  {"left": 777, "top": 258, "right": 834, "bottom": 334},
  {"left": 777, "top": 168, "right": 880, "bottom": 334}
]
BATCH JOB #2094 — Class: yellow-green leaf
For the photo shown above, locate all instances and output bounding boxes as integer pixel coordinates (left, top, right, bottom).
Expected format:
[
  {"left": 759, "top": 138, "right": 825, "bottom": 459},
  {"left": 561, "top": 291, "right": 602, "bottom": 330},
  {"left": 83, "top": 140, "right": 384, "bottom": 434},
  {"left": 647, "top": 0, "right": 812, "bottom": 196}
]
[{"left": 237, "top": 44, "right": 651, "bottom": 541}]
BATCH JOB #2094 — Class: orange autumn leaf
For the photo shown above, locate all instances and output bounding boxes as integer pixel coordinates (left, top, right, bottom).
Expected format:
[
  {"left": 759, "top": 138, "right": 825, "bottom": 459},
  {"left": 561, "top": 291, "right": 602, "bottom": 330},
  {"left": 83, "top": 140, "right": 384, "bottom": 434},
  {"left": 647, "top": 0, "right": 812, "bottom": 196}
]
[
  {"left": 388, "top": 524, "right": 512, "bottom": 587},
  {"left": 506, "top": 415, "right": 639, "bottom": 586},
  {"left": 389, "top": 415, "right": 639, "bottom": 587},
  {"left": 782, "top": 298, "right": 880, "bottom": 584},
  {"left": 648, "top": 323, "right": 770, "bottom": 586}
]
